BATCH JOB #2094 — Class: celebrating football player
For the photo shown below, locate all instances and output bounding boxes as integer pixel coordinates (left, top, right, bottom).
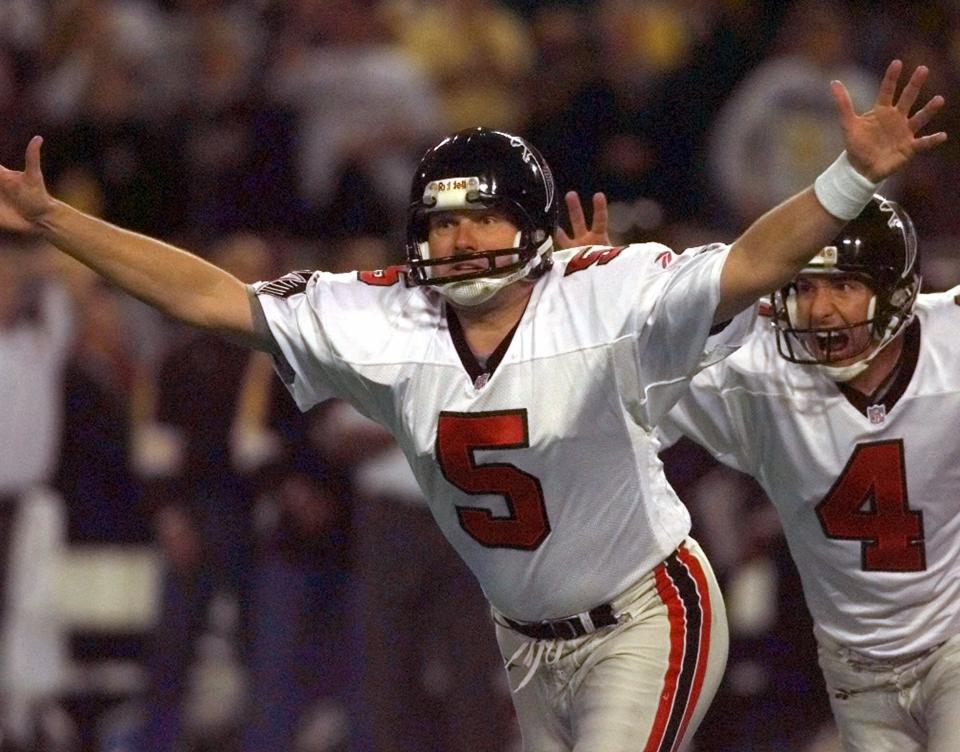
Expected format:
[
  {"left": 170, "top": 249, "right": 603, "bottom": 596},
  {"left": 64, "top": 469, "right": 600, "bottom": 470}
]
[
  {"left": 0, "top": 60, "right": 945, "bottom": 751},
  {"left": 656, "top": 192, "right": 960, "bottom": 752}
]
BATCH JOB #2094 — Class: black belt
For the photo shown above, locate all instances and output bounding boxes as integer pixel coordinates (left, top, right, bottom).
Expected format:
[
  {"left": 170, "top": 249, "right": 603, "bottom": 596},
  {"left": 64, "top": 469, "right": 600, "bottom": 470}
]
[{"left": 501, "top": 603, "right": 618, "bottom": 641}]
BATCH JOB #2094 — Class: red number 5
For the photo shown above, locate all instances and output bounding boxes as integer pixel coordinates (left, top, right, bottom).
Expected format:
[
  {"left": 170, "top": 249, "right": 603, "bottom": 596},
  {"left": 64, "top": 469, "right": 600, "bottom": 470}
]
[
  {"left": 436, "top": 410, "right": 550, "bottom": 550},
  {"left": 816, "top": 440, "right": 925, "bottom": 572}
]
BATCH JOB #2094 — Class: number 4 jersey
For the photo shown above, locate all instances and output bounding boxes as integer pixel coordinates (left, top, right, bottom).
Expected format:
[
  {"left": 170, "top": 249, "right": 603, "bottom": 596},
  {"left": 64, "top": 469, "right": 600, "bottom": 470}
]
[
  {"left": 254, "top": 243, "right": 742, "bottom": 622},
  {"left": 658, "top": 289, "right": 960, "bottom": 660}
]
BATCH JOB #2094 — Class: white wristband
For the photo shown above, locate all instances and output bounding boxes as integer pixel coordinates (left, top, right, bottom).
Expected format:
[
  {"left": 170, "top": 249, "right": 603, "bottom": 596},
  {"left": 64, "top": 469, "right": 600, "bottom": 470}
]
[{"left": 814, "top": 151, "right": 880, "bottom": 220}]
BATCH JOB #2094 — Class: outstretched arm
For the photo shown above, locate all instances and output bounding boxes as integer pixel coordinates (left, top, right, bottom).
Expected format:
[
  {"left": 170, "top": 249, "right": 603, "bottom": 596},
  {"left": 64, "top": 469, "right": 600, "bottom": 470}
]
[
  {"left": 716, "top": 60, "right": 946, "bottom": 324},
  {"left": 0, "top": 137, "right": 267, "bottom": 349}
]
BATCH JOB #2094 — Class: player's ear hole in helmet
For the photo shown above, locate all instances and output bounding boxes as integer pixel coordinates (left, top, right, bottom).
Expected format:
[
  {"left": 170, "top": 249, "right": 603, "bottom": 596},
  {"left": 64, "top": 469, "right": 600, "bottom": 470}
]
[
  {"left": 771, "top": 194, "right": 921, "bottom": 367},
  {"left": 406, "top": 127, "right": 558, "bottom": 289}
]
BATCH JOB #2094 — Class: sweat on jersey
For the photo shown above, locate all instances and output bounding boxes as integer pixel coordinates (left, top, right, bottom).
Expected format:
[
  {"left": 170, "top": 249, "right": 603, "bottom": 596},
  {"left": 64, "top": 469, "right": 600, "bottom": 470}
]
[
  {"left": 658, "top": 290, "right": 960, "bottom": 660},
  {"left": 253, "top": 242, "right": 747, "bottom": 622}
]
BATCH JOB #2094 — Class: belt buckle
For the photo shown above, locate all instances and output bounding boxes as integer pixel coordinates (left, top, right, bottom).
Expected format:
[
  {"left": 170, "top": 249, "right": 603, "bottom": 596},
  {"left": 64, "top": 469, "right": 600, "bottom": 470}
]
[{"left": 548, "top": 618, "right": 581, "bottom": 640}]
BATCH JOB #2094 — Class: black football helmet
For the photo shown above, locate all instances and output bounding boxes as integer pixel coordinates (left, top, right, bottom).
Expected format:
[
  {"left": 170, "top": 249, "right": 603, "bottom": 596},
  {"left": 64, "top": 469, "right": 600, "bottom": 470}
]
[
  {"left": 406, "top": 127, "right": 558, "bottom": 287},
  {"left": 772, "top": 194, "right": 921, "bottom": 365}
]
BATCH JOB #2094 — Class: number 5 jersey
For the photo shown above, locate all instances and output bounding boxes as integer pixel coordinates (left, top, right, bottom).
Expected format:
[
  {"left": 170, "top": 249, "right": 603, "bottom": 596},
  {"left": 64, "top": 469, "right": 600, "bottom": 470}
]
[
  {"left": 253, "top": 243, "right": 744, "bottom": 622},
  {"left": 658, "top": 289, "right": 960, "bottom": 660}
]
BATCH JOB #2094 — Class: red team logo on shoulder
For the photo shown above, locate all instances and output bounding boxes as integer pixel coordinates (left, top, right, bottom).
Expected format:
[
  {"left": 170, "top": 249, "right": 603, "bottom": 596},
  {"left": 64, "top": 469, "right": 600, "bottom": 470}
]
[
  {"left": 358, "top": 265, "right": 408, "bottom": 287},
  {"left": 564, "top": 246, "right": 625, "bottom": 276}
]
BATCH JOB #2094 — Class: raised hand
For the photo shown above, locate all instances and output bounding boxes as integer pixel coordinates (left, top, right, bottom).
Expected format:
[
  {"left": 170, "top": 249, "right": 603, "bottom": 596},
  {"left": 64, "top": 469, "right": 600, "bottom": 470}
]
[
  {"left": 0, "top": 136, "right": 55, "bottom": 233},
  {"left": 556, "top": 190, "right": 611, "bottom": 249},
  {"left": 836, "top": 60, "right": 947, "bottom": 182}
]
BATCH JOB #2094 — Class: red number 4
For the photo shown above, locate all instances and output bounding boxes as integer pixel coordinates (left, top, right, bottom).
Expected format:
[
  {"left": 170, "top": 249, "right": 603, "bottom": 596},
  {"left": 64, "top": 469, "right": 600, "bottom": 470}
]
[
  {"left": 436, "top": 410, "right": 550, "bottom": 550},
  {"left": 816, "top": 440, "right": 925, "bottom": 572}
]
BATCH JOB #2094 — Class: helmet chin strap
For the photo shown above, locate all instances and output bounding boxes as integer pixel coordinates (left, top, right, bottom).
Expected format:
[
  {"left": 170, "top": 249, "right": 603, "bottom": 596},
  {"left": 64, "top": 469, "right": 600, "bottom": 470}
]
[
  {"left": 817, "top": 358, "right": 872, "bottom": 383},
  {"left": 434, "top": 233, "right": 552, "bottom": 307},
  {"left": 817, "top": 298, "right": 907, "bottom": 383}
]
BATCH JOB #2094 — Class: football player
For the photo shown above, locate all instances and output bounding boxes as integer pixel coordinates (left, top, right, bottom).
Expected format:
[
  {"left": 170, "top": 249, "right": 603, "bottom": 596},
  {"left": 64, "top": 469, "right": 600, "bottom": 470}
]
[
  {"left": 656, "top": 194, "right": 960, "bottom": 752},
  {"left": 0, "top": 61, "right": 944, "bottom": 751}
]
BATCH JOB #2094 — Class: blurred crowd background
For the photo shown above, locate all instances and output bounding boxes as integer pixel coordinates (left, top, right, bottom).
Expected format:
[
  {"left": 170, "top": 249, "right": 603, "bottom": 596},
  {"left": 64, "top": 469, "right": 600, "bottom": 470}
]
[{"left": 2, "top": 0, "right": 960, "bottom": 751}]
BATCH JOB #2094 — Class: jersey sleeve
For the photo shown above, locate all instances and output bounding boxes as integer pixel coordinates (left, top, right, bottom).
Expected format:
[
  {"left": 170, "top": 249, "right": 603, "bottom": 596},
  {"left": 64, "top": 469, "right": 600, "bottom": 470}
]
[
  {"left": 703, "top": 301, "right": 759, "bottom": 368},
  {"left": 252, "top": 269, "right": 406, "bottom": 415},
  {"left": 252, "top": 271, "right": 337, "bottom": 410},
  {"left": 656, "top": 358, "right": 758, "bottom": 477},
  {"left": 629, "top": 242, "right": 736, "bottom": 425}
]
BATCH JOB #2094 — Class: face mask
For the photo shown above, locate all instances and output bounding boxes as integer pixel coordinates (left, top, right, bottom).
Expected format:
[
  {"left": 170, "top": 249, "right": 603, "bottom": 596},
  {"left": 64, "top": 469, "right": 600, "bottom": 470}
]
[
  {"left": 816, "top": 308, "right": 905, "bottom": 383},
  {"left": 433, "top": 236, "right": 551, "bottom": 307}
]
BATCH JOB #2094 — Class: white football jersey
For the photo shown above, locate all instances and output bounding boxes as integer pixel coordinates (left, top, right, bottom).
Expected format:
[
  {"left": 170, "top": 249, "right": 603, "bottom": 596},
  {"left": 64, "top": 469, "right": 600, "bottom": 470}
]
[
  {"left": 659, "top": 289, "right": 960, "bottom": 659},
  {"left": 255, "top": 243, "right": 737, "bottom": 621}
]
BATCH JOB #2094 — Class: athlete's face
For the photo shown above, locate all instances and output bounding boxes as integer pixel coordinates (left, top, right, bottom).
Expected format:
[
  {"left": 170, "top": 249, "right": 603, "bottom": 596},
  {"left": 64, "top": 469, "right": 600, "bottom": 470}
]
[
  {"left": 792, "top": 273, "right": 876, "bottom": 364},
  {"left": 426, "top": 208, "right": 520, "bottom": 279}
]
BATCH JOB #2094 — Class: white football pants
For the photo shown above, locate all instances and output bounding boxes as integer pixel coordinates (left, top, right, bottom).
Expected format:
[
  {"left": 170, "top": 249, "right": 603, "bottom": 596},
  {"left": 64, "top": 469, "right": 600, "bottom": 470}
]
[
  {"left": 818, "top": 630, "right": 960, "bottom": 752},
  {"left": 495, "top": 537, "right": 728, "bottom": 751}
]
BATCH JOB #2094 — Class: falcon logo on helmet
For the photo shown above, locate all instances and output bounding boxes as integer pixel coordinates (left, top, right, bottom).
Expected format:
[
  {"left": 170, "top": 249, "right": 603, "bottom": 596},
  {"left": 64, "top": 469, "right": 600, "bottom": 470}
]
[
  {"left": 771, "top": 194, "right": 921, "bottom": 380},
  {"left": 405, "top": 127, "right": 558, "bottom": 306}
]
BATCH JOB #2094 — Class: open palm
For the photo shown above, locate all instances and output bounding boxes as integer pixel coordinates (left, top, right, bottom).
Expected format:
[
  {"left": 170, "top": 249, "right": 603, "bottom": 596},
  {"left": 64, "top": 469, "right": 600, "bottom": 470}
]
[
  {"left": 839, "top": 60, "right": 946, "bottom": 182},
  {"left": 0, "top": 136, "right": 53, "bottom": 233}
]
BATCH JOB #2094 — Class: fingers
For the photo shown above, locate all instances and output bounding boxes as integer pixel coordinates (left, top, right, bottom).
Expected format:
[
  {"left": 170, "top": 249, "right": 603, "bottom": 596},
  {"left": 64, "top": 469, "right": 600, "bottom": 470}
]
[
  {"left": 909, "top": 94, "right": 945, "bottom": 132},
  {"left": 555, "top": 227, "right": 573, "bottom": 248},
  {"left": 875, "top": 59, "right": 903, "bottom": 107},
  {"left": 565, "top": 190, "right": 586, "bottom": 234},
  {"left": 25, "top": 135, "right": 43, "bottom": 178},
  {"left": 590, "top": 192, "right": 609, "bottom": 234},
  {"left": 830, "top": 80, "right": 856, "bottom": 125},
  {"left": 913, "top": 131, "right": 948, "bottom": 152},
  {"left": 896, "top": 65, "right": 929, "bottom": 114}
]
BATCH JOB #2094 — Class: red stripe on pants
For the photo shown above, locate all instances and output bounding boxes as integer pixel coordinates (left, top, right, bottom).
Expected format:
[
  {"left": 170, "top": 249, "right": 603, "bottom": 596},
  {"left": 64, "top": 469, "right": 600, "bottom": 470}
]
[
  {"left": 644, "top": 561, "right": 687, "bottom": 752},
  {"left": 673, "top": 545, "right": 712, "bottom": 745}
]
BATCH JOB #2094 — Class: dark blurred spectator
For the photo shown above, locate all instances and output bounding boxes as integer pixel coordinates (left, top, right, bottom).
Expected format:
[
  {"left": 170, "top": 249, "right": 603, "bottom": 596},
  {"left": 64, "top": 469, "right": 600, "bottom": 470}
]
[
  {"left": 131, "top": 231, "right": 352, "bottom": 752},
  {"left": 606, "top": 0, "right": 787, "bottom": 220},
  {"left": 31, "top": 0, "right": 172, "bottom": 125},
  {"left": 706, "top": 0, "right": 874, "bottom": 227},
  {"left": 524, "top": 0, "right": 755, "bottom": 221},
  {"left": 134, "top": 234, "right": 280, "bottom": 752},
  {"left": 590, "top": 0, "right": 710, "bottom": 204},
  {"left": 857, "top": 7, "right": 960, "bottom": 238},
  {"left": 240, "top": 423, "right": 351, "bottom": 752},
  {"left": 236, "top": 234, "right": 352, "bottom": 752},
  {"left": 266, "top": 0, "right": 445, "bottom": 239},
  {"left": 390, "top": 0, "right": 534, "bottom": 133},
  {"left": 55, "top": 268, "right": 154, "bottom": 546},
  {"left": 30, "top": 0, "right": 183, "bottom": 238},
  {"left": 160, "top": 0, "right": 302, "bottom": 236},
  {"left": 522, "top": 5, "right": 611, "bottom": 202}
]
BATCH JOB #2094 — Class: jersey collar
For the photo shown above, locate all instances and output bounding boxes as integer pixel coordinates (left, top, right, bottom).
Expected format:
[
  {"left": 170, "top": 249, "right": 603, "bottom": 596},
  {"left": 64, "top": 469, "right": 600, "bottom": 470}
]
[
  {"left": 446, "top": 305, "right": 523, "bottom": 386},
  {"left": 837, "top": 319, "right": 920, "bottom": 418}
]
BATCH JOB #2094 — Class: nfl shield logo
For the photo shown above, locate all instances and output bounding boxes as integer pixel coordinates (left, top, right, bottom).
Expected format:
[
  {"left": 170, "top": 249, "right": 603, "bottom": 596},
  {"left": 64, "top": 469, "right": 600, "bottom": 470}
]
[{"left": 867, "top": 404, "right": 886, "bottom": 424}]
